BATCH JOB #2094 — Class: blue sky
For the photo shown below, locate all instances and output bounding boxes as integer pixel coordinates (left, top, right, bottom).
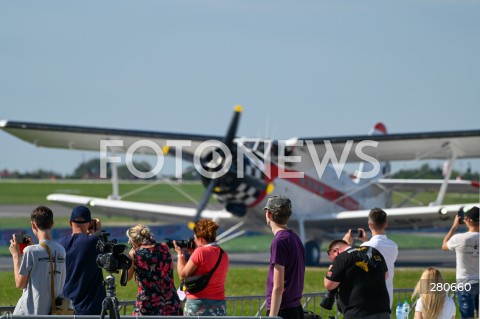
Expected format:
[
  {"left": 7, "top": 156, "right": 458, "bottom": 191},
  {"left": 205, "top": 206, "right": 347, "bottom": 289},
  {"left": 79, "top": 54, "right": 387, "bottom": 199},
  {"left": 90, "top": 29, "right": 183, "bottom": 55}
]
[{"left": 1, "top": 1, "right": 479, "bottom": 176}]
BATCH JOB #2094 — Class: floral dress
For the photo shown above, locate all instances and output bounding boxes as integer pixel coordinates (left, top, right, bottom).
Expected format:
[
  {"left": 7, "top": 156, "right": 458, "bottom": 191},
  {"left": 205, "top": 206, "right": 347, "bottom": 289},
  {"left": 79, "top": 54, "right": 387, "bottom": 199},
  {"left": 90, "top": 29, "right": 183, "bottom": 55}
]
[{"left": 133, "top": 241, "right": 182, "bottom": 316}]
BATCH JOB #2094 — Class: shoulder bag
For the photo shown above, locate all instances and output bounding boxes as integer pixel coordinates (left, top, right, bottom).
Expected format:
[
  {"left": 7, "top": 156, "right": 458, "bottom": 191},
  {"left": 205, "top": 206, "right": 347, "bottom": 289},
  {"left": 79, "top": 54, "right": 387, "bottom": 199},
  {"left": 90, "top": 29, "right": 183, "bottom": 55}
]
[
  {"left": 182, "top": 247, "right": 224, "bottom": 294},
  {"left": 40, "top": 241, "right": 75, "bottom": 315}
]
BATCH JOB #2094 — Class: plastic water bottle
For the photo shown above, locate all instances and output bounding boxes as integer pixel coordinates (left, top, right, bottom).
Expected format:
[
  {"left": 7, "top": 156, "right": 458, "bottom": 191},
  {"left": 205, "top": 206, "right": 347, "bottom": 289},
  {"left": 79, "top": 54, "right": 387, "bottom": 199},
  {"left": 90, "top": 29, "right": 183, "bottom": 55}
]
[
  {"left": 395, "top": 302, "right": 404, "bottom": 319},
  {"left": 402, "top": 300, "right": 410, "bottom": 319}
]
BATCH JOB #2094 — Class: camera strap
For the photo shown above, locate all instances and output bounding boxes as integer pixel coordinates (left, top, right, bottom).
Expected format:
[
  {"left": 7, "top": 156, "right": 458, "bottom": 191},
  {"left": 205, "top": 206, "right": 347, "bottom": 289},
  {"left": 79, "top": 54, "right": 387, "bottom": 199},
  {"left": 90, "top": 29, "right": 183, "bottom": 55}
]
[{"left": 39, "top": 241, "right": 56, "bottom": 314}]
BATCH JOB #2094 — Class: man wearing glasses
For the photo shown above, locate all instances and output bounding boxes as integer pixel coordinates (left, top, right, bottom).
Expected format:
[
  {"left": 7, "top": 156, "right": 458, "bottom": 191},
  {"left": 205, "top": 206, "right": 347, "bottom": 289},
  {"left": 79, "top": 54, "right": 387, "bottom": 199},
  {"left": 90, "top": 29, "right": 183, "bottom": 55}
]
[{"left": 324, "top": 239, "right": 390, "bottom": 319}]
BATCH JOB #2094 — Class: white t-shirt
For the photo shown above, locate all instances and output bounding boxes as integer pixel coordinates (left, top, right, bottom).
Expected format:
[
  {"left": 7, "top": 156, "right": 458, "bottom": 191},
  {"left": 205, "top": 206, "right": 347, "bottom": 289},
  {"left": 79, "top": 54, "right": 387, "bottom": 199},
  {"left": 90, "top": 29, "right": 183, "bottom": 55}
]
[
  {"left": 447, "top": 231, "right": 479, "bottom": 284},
  {"left": 415, "top": 295, "right": 456, "bottom": 319},
  {"left": 14, "top": 240, "right": 66, "bottom": 315},
  {"left": 361, "top": 234, "right": 398, "bottom": 308}
]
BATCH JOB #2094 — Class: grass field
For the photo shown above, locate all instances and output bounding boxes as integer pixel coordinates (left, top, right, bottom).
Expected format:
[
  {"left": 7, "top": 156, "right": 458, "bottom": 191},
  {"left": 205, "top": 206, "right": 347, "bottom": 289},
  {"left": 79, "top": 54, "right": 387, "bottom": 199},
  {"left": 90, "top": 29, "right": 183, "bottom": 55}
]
[
  {"left": 0, "top": 267, "right": 458, "bottom": 317},
  {"left": 0, "top": 179, "right": 477, "bottom": 206}
]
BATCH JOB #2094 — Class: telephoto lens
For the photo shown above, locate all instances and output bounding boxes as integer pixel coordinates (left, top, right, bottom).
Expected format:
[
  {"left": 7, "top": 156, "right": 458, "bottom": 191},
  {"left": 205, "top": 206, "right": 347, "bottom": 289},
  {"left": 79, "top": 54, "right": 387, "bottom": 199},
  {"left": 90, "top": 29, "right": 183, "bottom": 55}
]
[{"left": 320, "top": 289, "right": 338, "bottom": 310}]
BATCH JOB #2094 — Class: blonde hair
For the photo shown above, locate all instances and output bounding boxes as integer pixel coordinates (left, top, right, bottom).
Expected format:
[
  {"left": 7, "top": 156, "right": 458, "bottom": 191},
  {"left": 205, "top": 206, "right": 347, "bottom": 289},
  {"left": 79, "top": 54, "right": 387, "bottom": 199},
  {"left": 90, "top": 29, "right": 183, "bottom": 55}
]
[
  {"left": 193, "top": 219, "right": 219, "bottom": 243},
  {"left": 412, "top": 267, "right": 447, "bottom": 319},
  {"left": 126, "top": 224, "right": 153, "bottom": 245}
]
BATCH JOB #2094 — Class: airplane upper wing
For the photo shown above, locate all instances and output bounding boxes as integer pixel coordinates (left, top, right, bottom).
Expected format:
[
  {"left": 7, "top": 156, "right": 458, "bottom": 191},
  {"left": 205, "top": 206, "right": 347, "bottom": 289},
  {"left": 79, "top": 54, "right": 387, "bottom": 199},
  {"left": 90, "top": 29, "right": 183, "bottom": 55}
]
[
  {"left": 2, "top": 120, "right": 480, "bottom": 162},
  {"left": 295, "top": 129, "right": 480, "bottom": 161},
  {"left": 0, "top": 120, "right": 223, "bottom": 157}
]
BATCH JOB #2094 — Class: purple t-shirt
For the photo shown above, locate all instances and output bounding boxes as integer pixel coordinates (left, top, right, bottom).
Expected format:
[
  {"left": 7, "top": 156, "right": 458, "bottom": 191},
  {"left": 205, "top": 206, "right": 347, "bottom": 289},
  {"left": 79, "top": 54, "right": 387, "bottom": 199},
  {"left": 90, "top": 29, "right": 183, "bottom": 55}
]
[{"left": 266, "top": 229, "right": 306, "bottom": 310}]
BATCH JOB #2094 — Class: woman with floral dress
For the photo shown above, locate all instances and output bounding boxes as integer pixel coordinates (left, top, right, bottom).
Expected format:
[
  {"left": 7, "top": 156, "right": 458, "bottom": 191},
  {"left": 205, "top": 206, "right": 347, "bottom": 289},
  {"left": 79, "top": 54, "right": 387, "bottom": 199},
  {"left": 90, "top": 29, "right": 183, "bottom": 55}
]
[{"left": 126, "top": 224, "right": 182, "bottom": 316}]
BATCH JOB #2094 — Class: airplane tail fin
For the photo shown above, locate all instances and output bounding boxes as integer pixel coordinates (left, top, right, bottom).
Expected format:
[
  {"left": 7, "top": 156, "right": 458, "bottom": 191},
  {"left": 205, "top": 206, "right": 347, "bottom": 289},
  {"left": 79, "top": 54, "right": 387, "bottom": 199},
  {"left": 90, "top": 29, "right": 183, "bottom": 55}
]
[{"left": 353, "top": 122, "right": 390, "bottom": 183}]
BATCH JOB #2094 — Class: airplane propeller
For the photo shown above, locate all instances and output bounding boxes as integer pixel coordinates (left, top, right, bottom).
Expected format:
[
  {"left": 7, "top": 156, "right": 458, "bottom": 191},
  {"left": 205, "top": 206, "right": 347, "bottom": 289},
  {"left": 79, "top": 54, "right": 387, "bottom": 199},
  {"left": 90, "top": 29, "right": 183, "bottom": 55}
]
[{"left": 191, "top": 105, "right": 243, "bottom": 224}]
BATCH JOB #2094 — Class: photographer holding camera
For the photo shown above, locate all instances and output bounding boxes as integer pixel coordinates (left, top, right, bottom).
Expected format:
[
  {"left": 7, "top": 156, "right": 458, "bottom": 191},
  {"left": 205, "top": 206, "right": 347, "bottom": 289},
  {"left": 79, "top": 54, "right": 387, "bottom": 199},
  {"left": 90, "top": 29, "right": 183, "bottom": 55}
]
[
  {"left": 324, "top": 239, "right": 390, "bottom": 319},
  {"left": 9, "top": 206, "right": 66, "bottom": 315},
  {"left": 59, "top": 206, "right": 106, "bottom": 315},
  {"left": 174, "top": 218, "right": 229, "bottom": 316},
  {"left": 125, "top": 224, "right": 182, "bottom": 316}
]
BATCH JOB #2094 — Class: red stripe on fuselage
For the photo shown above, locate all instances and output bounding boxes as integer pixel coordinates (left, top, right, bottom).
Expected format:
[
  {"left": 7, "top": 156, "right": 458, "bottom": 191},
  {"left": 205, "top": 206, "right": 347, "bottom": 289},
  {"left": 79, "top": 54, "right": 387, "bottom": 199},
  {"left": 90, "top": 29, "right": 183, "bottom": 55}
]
[{"left": 247, "top": 163, "right": 362, "bottom": 210}]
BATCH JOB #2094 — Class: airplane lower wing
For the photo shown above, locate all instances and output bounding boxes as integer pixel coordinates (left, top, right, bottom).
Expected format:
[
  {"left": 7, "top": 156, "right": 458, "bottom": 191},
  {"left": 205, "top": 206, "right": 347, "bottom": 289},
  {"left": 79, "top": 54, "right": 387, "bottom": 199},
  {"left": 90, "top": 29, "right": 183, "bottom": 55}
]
[
  {"left": 376, "top": 179, "right": 480, "bottom": 193},
  {"left": 299, "top": 203, "right": 480, "bottom": 231},
  {"left": 46, "top": 194, "right": 234, "bottom": 223}
]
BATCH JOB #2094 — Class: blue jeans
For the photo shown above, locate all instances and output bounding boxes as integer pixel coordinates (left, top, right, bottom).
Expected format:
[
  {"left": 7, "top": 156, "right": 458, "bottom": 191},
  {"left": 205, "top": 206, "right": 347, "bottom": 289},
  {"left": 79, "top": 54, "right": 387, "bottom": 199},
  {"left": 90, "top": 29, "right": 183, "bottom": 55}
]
[{"left": 457, "top": 283, "right": 479, "bottom": 319}]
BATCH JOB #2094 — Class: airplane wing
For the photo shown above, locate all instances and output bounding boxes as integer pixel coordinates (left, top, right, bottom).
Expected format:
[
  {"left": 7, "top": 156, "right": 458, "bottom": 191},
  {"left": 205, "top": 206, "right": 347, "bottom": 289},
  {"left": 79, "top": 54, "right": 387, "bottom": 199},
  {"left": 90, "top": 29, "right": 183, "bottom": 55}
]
[
  {"left": 297, "top": 203, "right": 480, "bottom": 231},
  {"left": 0, "top": 120, "right": 223, "bottom": 158},
  {"left": 296, "top": 129, "right": 480, "bottom": 161},
  {"left": 2, "top": 120, "right": 480, "bottom": 161},
  {"left": 46, "top": 194, "right": 235, "bottom": 223},
  {"left": 376, "top": 179, "right": 480, "bottom": 193}
]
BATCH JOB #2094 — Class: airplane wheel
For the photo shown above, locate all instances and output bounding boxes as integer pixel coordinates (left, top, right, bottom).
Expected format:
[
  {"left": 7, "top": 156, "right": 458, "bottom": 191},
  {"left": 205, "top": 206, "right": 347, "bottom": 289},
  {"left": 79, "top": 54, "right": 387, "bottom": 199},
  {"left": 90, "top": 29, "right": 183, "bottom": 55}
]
[{"left": 305, "top": 241, "right": 320, "bottom": 266}]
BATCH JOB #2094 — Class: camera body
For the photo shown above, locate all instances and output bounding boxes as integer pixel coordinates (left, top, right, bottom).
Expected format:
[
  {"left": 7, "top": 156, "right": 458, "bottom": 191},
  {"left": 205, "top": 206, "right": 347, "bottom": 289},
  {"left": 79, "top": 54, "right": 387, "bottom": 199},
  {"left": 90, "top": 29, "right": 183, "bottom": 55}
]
[
  {"left": 96, "top": 232, "right": 132, "bottom": 286},
  {"left": 14, "top": 232, "right": 30, "bottom": 254},
  {"left": 351, "top": 229, "right": 364, "bottom": 238},
  {"left": 457, "top": 208, "right": 465, "bottom": 224},
  {"left": 165, "top": 238, "right": 195, "bottom": 249}
]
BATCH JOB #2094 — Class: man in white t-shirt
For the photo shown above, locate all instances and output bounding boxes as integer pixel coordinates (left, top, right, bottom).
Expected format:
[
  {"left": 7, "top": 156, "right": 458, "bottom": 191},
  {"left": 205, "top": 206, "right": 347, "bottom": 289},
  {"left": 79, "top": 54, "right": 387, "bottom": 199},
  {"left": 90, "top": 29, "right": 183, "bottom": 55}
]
[
  {"left": 343, "top": 207, "right": 398, "bottom": 310},
  {"left": 9, "top": 206, "right": 66, "bottom": 315},
  {"left": 442, "top": 206, "right": 479, "bottom": 319}
]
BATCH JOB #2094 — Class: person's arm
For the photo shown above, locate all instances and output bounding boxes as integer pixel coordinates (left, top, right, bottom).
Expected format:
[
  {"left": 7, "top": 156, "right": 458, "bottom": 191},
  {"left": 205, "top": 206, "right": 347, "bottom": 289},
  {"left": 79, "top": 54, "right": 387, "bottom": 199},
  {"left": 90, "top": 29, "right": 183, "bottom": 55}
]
[
  {"left": 269, "top": 263, "right": 285, "bottom": 317},
  {"left": 442, "top": 215, "right": 461, "bottom": 251},
  {"left": 9, "top": 236, "right": 28, "bottom": 289},
  {"left": 414, "top": 311, "right": 423, "bottom": 319},
  {"left": 127, "top": 247, "right": 135, "bottom": 281},
  {"left": 174, "top": 241, "right": 197, "bottom": 280},
  {"left": 324, "top": 277, "right": 340, "bottom": 291}
]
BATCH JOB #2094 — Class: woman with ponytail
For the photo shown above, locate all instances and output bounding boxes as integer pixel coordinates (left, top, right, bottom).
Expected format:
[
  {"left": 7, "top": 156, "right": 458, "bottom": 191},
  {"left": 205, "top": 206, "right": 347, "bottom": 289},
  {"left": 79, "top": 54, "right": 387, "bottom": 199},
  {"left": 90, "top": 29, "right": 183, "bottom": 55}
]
[{"left": 126, "top": 224, "right": 182, "bottom": 316}]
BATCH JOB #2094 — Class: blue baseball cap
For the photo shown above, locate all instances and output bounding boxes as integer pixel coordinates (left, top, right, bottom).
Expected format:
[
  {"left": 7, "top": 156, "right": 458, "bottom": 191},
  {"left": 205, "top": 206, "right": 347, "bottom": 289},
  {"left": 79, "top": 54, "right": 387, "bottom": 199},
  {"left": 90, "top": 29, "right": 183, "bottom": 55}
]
[{"left": 70, "top": 206, "right": 92, "bottom": 223}]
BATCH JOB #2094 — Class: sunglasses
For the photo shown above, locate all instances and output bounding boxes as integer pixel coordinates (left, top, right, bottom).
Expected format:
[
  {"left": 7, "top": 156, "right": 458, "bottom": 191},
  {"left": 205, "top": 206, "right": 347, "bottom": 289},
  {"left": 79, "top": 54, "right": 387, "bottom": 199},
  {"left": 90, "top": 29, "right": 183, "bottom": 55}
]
[{"left": 327, "top": 248, "right": 338, "bottom": 256}]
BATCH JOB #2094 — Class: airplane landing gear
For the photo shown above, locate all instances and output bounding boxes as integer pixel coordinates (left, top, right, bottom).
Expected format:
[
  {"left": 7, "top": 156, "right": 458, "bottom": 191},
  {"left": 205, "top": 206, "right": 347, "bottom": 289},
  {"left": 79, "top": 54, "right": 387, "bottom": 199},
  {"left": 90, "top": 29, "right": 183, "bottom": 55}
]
[{"left": 305, "top": 240, "right": 320, "bottom": 266}]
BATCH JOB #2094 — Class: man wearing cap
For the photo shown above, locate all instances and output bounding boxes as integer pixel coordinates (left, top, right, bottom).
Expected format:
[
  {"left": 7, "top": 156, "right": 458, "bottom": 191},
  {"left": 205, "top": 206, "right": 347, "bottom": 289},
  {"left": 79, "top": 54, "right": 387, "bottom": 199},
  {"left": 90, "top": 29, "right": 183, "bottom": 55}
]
[
  {"left": 442, "top": 206, "right": 479, "bottom": 319},
  {"left": 59, "top": 206, "right": 106, "bottom": 315},
  {"left": 264, "top": 195, "right": 306, "bottom": 319}
]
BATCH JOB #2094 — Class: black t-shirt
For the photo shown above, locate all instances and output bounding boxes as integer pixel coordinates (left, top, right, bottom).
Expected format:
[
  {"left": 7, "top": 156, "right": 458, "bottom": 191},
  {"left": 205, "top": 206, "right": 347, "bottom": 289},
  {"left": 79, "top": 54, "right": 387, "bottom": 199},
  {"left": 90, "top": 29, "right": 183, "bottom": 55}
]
[{"left": 325, "top": 246, "right": 390, "bottom": 317}]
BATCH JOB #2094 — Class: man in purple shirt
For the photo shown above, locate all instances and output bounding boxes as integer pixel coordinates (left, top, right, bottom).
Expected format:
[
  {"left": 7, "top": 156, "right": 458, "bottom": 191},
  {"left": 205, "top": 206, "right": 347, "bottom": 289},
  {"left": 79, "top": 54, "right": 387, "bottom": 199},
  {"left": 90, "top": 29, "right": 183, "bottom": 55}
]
[{"left": 264, "top": 195, "right": 306, "bottom": 319}]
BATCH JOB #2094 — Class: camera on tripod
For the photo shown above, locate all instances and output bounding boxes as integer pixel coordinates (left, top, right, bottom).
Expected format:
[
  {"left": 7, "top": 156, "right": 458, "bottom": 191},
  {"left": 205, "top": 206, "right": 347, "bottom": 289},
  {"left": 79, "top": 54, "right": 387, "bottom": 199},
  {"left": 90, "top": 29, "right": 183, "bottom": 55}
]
[
  {"left": 165, "top": 238, "right": 195, "bottom": 249},
  {"left": 96, "top": 231, "right": 132, "bottom": 286}
]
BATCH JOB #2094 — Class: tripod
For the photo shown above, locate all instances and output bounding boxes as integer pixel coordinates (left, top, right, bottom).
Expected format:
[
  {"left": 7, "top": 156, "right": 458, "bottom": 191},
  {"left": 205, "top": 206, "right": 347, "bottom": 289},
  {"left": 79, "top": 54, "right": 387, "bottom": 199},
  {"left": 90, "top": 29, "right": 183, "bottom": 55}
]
[{"left": 100, "top": 275, "right": 121, "bottom": 319}]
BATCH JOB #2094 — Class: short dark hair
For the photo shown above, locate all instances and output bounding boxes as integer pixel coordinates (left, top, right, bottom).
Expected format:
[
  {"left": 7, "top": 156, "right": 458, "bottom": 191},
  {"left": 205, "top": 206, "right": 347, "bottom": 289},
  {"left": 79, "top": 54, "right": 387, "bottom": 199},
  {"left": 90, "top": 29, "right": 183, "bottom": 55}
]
[
  {"left": 328, "top": 239, "right": 348, "bottom": 251},
  {"left": 369, "top": 207, "right": 387, "bottom": 231},
  {"left": 31, "top": 206, "right": 54, "bottom": 230}
]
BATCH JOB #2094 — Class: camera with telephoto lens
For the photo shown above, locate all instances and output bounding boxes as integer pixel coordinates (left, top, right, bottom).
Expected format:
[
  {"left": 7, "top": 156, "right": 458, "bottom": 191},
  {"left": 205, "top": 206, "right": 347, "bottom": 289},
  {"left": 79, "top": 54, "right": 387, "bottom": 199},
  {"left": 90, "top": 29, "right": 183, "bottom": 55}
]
[
  {"left": 165, "top": 238, "right": 195, "bottom": 249},
  {"left": 96, "top": 231, "right": 132, "bottom": 286},
  {"left": 320, "top": 288, "right": 338, "bottom": 310}
]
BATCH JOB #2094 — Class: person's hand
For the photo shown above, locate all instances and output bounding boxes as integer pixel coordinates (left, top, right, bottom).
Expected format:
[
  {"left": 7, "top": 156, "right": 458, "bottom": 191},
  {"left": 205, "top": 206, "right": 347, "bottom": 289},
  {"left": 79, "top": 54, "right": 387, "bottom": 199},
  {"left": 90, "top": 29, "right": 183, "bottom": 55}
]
[
  {"left": 9, "top": 234, "right": 20, "bottom": 257},
  {"left": 452, "top": 215, "right": 462, "bottom": 229},
  {"left": 173, "top": 241, "right": 184, "bottom": 256},
  {"left": 93, "top": 218, "right": 102, "bottom": 231},
  {"left": 342, "top": 230, "right": 354, "bottom": 245}
]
